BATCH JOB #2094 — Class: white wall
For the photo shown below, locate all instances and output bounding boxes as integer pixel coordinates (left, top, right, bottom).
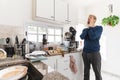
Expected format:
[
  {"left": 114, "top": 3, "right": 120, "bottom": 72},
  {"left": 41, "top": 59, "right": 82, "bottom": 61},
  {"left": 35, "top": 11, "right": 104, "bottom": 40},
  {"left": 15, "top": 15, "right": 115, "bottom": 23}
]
[
  {"left": 78, "top": 7, "right": 88, "bottom": 25},
  {"left": 85, "top": 0, "right": 120, "bottom": 75},
  {"left": 0, "top": 0, "right": 32, "bottom": 26},
  {"left": 0, "top": 0, "right": 32, "bottom": 44},
  {"left": 0, "top": 25, "right": 25, "bottom": 45}
]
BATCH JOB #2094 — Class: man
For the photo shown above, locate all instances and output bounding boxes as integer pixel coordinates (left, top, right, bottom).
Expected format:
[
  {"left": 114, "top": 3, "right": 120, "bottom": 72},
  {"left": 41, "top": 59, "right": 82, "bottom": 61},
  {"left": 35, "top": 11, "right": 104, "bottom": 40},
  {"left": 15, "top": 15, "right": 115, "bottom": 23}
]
[{"left": 80, "top": 15, "right": 103, "bottom": 80}]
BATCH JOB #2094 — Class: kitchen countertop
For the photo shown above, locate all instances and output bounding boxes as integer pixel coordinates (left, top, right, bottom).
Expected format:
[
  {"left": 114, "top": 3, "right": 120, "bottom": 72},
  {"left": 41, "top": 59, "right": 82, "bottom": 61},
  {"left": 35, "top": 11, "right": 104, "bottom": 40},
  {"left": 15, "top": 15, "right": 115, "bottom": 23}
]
[
  {"left": 0, "top": 57, "right": 69, "bottom": 80},
  {"left": 0, "top": 49, "right": 83, "bottom": 80},
  {"left": 0, "top": 57, "right": 27, "bottom": 68},
  {"left": 45, "top": 49, "right": 82, "bottom": 57}
]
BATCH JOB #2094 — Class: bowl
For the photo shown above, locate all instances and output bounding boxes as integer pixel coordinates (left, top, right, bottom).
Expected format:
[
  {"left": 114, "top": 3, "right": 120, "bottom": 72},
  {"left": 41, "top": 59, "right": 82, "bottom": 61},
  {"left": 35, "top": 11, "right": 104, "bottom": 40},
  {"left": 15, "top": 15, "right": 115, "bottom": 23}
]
[{"left": 0, "top": 65, "right": 28, "bottom": 80}]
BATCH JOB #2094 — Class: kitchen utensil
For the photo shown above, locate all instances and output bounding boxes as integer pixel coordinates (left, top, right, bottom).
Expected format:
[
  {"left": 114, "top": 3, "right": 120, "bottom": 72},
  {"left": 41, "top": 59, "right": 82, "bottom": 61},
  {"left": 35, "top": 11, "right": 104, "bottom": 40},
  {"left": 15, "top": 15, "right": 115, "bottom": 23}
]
[
  {"left": 6, "top": 37, "right": 10, "bottom": 44},
  {"left": 5, "top": 47, "right": 15, "bottom": 57},
  {"left": 15, "top": 36, "right": 19, "bottom": 48},
  {"left": 64, "top": 32, "right": 72, "bottom": 41}
]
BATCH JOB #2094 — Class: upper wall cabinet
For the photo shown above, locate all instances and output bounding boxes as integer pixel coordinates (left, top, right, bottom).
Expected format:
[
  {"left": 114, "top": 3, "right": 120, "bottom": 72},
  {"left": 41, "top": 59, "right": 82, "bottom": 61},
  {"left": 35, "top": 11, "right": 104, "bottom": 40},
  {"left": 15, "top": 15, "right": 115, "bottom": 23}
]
[
  {"left": 55, "top": 0, "right": 67, "bottom": 23},
  {"left": 68, "top": 4, "right": 78, "bottom": 24},
  {"left": 36, "top": 0, "right": 54, "bottom": 20},
  {"left": 33, "top": 0, "right": 78, "bottom": 24}
]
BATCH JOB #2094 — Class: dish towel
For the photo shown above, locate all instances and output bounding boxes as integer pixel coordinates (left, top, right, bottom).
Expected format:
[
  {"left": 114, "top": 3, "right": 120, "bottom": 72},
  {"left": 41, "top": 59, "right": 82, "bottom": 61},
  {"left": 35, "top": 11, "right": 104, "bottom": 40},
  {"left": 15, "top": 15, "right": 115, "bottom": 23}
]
[{"left": 69, "top": 55, "right": 77, "bottom": 74}]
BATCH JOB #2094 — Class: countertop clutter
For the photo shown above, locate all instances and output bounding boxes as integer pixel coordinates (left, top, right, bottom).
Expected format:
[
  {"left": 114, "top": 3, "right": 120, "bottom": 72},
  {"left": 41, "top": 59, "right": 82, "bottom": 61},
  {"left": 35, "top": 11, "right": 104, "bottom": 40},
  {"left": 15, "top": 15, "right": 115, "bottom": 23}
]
[{"left": 0, "top": 57, "right": 69, "bottom": 80}]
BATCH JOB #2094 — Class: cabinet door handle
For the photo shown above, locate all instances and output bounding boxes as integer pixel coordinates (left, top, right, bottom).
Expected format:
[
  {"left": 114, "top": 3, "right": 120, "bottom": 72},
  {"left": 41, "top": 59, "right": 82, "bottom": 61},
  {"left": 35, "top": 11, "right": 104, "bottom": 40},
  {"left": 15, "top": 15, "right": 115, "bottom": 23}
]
[
  {"left": 68, "top": 20, "right": 71, "bottom": 23},
  {"left": 54, "top": 63, "right": 56, "bottom": 71},
  {"left": 51, "top": 16, "right": 55, "bottom": 18},
  {"left": 64, "top": 60, "right": 68, "bottom": 62},
  {"left": 64, "top": 68, "right": 68, "bottom": 71},
  {"left": 65, "top": 20, "right": 68, "bottom": 22},
  {"left": 56, "top": 59, "right": 58, "bottom": 71}
]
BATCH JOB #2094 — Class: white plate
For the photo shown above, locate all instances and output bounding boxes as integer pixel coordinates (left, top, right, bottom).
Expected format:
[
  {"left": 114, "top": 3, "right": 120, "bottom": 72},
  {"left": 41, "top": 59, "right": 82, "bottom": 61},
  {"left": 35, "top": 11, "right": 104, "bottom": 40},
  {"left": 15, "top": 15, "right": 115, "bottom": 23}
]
[
  {"left": 0, "top": 48, "right": 7, "bottom": 59},
  {"left": 25, "top": 54, "right": 36, "bottom": 59},
  {"left": 31, "top": 51, "right": 46, "bottom": 55},
  {"left": 25, "top": 51, "right": 47, "bottom": 59},
  {"left": 25, "top": 54, "right": 47, "bottom": 60},
  {"left": 0, "top": 65, "right": 28, "bottom": 80}
]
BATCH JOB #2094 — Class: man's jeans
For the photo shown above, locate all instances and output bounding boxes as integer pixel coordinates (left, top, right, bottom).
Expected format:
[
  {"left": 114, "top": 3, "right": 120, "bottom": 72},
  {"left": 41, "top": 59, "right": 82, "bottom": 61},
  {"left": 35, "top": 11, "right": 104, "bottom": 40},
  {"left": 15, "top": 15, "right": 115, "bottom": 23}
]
[{"left": 82, "top": 52, "right": 102, "bottom": 80}]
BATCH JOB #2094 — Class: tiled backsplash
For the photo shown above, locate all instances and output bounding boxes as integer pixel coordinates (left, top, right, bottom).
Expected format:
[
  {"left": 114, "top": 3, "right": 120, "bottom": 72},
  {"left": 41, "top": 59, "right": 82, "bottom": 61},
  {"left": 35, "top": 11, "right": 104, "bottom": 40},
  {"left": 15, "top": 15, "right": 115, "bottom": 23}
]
[{"left": 0, "top": 24, "right": 25, "bottom": 46}]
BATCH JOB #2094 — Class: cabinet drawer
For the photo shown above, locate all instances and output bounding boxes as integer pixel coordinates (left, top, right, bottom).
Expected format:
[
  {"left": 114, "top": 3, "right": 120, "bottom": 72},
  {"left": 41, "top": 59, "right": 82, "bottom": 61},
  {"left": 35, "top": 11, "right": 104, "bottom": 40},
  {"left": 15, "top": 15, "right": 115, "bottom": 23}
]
[{"left": 57, "top": 57, "right": 70, "bottom": 68}]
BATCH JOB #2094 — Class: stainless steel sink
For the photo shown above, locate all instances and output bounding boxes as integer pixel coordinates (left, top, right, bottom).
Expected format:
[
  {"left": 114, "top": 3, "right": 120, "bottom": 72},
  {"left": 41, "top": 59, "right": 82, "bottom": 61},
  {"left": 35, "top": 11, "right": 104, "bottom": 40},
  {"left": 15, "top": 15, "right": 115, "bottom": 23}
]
[{"left": 23, "top": 62, "right": 43, "bottom": 80}]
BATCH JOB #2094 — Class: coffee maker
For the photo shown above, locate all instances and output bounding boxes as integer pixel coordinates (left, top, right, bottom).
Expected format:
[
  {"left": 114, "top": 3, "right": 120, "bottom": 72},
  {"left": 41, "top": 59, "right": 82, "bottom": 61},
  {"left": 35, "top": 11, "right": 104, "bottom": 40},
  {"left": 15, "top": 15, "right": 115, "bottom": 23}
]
[{"left": 64, "top": 27, "right": 79, "bottom": 52}]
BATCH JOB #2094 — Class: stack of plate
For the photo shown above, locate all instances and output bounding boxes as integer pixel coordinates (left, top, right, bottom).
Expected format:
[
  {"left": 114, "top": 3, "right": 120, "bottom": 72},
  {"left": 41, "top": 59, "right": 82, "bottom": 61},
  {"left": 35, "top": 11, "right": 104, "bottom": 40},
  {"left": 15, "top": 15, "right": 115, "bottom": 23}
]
[
  {"left": 25, "top": 51, "right": 47, "bottom": 61},
  {"left": 0, "top": 65, "right": 28, "bottom": 80}
]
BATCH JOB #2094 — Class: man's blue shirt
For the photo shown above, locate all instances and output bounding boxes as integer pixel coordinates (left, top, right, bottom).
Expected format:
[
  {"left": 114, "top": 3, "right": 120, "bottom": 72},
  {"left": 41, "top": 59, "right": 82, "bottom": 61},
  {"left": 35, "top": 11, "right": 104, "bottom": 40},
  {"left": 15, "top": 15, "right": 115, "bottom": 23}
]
[{"left": 80, "top": 26, "right": 103, "bottom": 53}]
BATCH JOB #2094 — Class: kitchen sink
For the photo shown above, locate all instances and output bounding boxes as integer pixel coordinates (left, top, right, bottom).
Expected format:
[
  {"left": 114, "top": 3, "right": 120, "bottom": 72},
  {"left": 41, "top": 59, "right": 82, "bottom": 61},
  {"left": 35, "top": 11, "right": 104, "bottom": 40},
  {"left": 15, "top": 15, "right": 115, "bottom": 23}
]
[{"left": 23, "top": 62, "right": 44, "bottom": 80}]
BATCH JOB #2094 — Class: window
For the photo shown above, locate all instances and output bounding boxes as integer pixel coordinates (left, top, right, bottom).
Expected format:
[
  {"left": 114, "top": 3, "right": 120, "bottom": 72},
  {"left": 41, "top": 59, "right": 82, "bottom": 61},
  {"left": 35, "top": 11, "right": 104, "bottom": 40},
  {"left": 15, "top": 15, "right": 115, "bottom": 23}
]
[
  {"left": 27, "top": 26, "right": 37, "bottom": 42},
  {"left": 48, "top": 28, "right": 54, "bottom": 42},
  {"left": 55, "top": 28, "right": 62, "bottom": 42},
  {"left": 26, "top": 24, "right": 63, "bottom": 43},
  {"left": 38, "top": 27, "right": 47, "bottom": 42},
  {"left": 47, "top": 28, "right": 62, "bottom": 42}
]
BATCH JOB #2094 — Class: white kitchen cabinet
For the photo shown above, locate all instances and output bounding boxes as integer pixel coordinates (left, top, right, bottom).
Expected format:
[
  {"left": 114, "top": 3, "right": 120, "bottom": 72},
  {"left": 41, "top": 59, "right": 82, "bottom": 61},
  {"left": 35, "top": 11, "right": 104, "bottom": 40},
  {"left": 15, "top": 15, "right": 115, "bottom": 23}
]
[
  {"left": 33, "top": 0, "right": 68, "bottom": 24},
  {"left": 55, "top": 0, "right": 67, "bottom": 23},
  {"left": 42, "top": 56, "right": 57, "bottom": 73},
  {"left": 67, "top": 4, "right": 78, "bottom": 24},
  {"left": 56, "top": 55, "right": 70, "bottom": 78},
  {"left": 42, "top": 52, "right": 83, "bottom": 80},
  {"left": 36, "top": 0, "right": 54, "bottom": 20},
  {"left": 33, "top": 0, "right": 78, "bottom": 24},
  {"left": 69, "top": 52, "right": 84, "bottom": 80},
  {"left": 57, "top": 53, "right": 83, "bottom": 80}
]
